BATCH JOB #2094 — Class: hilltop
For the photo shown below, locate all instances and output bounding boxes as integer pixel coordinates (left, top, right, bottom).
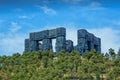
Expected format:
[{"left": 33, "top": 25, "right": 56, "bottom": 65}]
[{"left": 0, "top": 49, "right": 120, "bottom": 80}]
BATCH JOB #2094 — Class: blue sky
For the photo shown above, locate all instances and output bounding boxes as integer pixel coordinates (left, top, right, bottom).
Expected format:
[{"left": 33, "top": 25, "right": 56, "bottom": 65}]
[{"left": 0, "top": 0, "right": 120, "bottom": 55}]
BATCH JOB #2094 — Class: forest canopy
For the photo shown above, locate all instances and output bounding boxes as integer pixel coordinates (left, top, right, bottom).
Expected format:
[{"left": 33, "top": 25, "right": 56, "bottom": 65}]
[{"left": 0, "top": 48, "right": 120, "bottom": 80}]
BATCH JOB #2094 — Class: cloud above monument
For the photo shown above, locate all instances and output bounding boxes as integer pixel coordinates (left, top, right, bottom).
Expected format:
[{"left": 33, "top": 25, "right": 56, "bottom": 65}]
[
  {"left": 9, "top": 22, "right": 21, "bottom": 33},
  {"left": 0, "top": 32, "right": 27, "bottom": 56},
  {"left": 36, "top": 5, "right": 57, "bottom": 15}
]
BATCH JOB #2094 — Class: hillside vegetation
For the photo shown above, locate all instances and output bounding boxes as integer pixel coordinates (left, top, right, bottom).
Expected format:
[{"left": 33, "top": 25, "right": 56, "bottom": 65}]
[{"left": 0, "top": 48, "right": 120, "bottom": 80}]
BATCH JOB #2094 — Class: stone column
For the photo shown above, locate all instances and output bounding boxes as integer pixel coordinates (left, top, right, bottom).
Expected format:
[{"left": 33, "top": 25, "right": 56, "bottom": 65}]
[
  {"left": 25, "top": 39, "right": 30, "bottom": 52},
  {"left": 29, "top": 32, "right": 39, "bottom": 52},
  {"left": 29, "top": 40, "right": 39, "bottom": 52},
  {"left": 77, "top": 29, "right": 87, "bottom": 54},
  {"left": 55, "top": 36, "right": 66, "bottom": 53},
  {"left": 97, "top": 38, "right": 101, "bottom": 53},
  {"left": 78, "top": 38, "right": 86, "bottom": 54},
  {"left": 42, "top": 39, "right": 52, "bottom": 51},
  {"left": 87, "top": 34, "right": 94, "bottom": 51},
  {"left": 66, "top": 40, "right": 74, "bottom": 53}
]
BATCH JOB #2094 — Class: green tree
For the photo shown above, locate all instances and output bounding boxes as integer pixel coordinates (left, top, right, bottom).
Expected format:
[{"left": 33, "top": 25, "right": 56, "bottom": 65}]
[
  {"left": 108, "top": 67, "right": 120, "bottom": 80},
  {"left": 109, "top": 48, "right": 116, "bottom": 60},
  {"left": 104, "top": 53, "right": 109, "bottom": 60}
]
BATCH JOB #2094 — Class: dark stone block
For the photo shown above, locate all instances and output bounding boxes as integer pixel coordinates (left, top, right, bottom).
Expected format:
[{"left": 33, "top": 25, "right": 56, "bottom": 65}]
[
  {"left": 34, "top": 32, "right": 42, "bottom": 41},
  {"left": 78, "top": 29, "right": 87, "bottom": 38},
  {"left": 77, "top": 29, "right": 101, "bottom": 54},
  {"left": 56, "top": 27, "right": 66, "bottom": 37},
  {"left": 49, "top": 29, "right": 57, "bottom": 38},
  {"left": 25, "top": 39, "right": 30, "bottom": 52},
  {"left": 30, "top": 30, "right": 49, "bottom": 41},
  {"left": 87, "top": 33, "right": 94, "bottom": 41},
  {"left": 30, "top": 32, "right": 35, "bottom": 41},
  {"left": 40, "top": 30, "right": 49, "bottom": 39},
  {"left": 35, "top": 30, "right": 49, "bottom": 40},
  {"left": 29, "top": 40, "right": 39, "bottom": 52},
  {"left": 66, "top": 40, "right": 73, "bottom": 53},
  {"left": 42, "top": 39, "right": 52, "bottom": 51},
  {"left": 56, "top": 36, "right": 66, "bottom": 52}
]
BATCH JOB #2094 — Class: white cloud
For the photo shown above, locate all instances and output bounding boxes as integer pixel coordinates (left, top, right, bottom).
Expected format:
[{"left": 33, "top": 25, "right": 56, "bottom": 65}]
[
  {"left": 9, "top": 22, "right": 21, "bottom": 32},
  {"left": 0, "top": 33, "right": 27, "bottom": 56},
  {"left": 0, "top": 22, "right": 24, "bottom": 56},
  {"left": 36, "top": 5, "right": 57, "bottom": 15}
]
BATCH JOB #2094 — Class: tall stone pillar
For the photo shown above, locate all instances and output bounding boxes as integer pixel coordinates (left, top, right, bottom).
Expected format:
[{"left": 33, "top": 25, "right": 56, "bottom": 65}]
[
  {"left": 29, "top": 40, "right": 39, "bottom": 52},
  {"left": 97, "top": 38, "right": 101, "bottom": 53},
  {"left": 29, "top": 32, "right": 39, "bottom": 52},
  {"left": 77, "top": 29, "right": 87, "bottom": 54},
  {"left": 87, "top": 34, "right": 94, "bottom": 51},
  {"left": 56, "top": 36, "right": 66, "bottom": 53},
  {"left": 25, "top": 39, "right": 30, "bottom": 52},
  {"left": 78, "top": 38, "right": 86, "bottom": 54},
  {"left": 66, "top": 40, "right": 74, "bottom": 53},
  {"left": 42, "top": 39, "right": 52, "bottom": 51}
]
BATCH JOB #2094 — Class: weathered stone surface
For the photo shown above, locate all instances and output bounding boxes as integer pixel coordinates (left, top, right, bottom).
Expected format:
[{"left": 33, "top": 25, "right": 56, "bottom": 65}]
[
  {"left": 30, "top": 30, "right": 49, "bottom": 41},
  {"left": 55, "top": 36, "right": 66, "bottom": 53},
  {"left": 49, "top": 29, "right": 57, "bottom": 38},
  {"left": 78, "top": 29, "right": 87, "bottom": 38},
  {"left": 25, "top": 39, "right": 30, "bottom": 52},
  {"left": 29, "top": 32, "right": 35, "bottom": 41},
  {"left": 49, "top": 27, "right": 66, "bottom": 38},
  {"left": 29, "top": 40, "right": 39, "bottom": 52},
  {"left": 42, "top": 39, "right": 52, "bottom": 51},
  {"left": 77, "top": 29, "right": 101, "bottom": 54},
  {"left": 66, "top": 40, "right": 73, "bottom": 53},
  {"left": 25, "top": 27, "right": 101, "bottom": 54},
  {"left": 25, "top": 27, "right": 66, "bottom": 52},
  {"left": 56, "top": 27, "right": 66, "bottom": 37}
]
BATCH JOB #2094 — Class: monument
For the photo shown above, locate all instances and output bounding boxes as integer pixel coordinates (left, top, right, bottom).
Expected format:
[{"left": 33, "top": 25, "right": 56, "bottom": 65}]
[
  {"left": 77, "top": 29, "right": 101, "bottom": 54},
  {"left": 25, "top": 27, "right": 101, "bottom": 54}
]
